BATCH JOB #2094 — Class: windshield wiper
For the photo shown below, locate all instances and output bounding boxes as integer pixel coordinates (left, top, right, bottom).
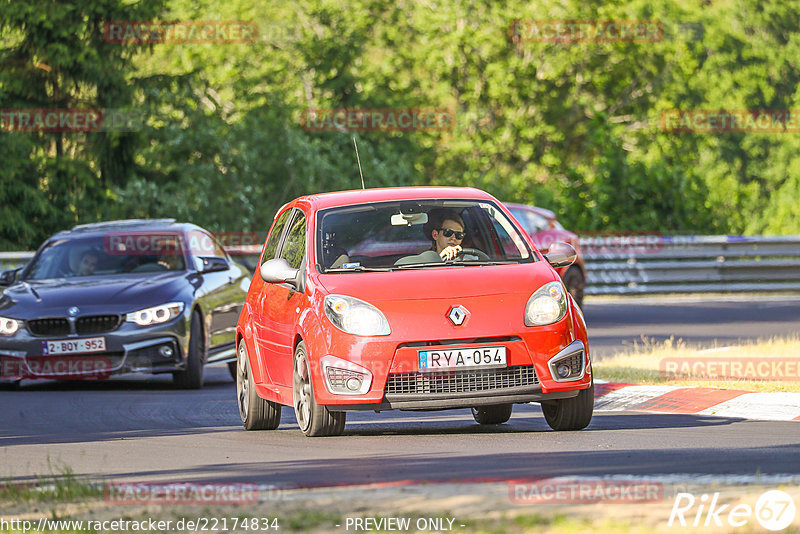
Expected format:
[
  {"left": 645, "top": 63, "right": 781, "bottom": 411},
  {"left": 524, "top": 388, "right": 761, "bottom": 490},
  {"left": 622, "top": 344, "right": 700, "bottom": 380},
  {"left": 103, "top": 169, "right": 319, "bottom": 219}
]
[
  {"left": 324, "top": 266, "right": 392, "bottom": 273},
  {"left": 392, "top": 263, "right": 447, "bottom": 270},
  {"left": 444, "top": 259, "right": 521, "bottom": 266}
]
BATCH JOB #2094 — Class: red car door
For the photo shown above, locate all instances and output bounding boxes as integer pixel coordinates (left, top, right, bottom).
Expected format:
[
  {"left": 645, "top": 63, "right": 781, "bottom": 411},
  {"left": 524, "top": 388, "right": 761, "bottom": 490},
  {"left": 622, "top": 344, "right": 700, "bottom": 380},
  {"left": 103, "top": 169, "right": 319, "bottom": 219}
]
[{"left": 259, "top": 210, "right": 306, "bottom": 387}]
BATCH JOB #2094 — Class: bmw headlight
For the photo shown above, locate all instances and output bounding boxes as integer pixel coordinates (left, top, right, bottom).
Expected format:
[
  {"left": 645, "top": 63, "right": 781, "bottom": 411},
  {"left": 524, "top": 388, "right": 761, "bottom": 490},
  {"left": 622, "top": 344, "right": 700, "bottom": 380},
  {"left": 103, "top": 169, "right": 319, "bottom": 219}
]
[
  {"left": 324, "top": 295, "right": 391, "bottom": 336},
  {"left": 0, "top": 316, "right": 21, "bottom": 336},
  {"left": 126, "top": 302, "right": 185, "bottom": 326},
  {"left": 525, "top": 281, "right": 567, "bottom": 326}
]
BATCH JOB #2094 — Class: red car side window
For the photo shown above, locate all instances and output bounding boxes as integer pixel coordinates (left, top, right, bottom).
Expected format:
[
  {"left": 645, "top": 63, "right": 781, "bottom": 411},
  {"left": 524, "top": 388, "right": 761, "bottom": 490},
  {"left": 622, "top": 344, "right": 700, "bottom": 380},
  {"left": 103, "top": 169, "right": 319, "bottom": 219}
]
[
  {"left": 279, "top": 213, "right": 306, "bottom": 270},
  {"left": 262, "top": 210, "right": 292, "bottom": 264}
]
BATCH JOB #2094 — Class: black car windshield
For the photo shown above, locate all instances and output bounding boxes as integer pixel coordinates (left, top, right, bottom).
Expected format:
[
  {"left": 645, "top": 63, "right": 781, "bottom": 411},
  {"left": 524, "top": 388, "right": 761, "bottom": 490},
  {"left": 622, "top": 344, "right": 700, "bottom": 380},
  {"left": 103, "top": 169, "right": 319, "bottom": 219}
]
[
  {"left": 24, "top": 234, "right": 186, "bottom": 280},
  {"left": 317, "top": 199, "right": 533, "bottom": 273}
]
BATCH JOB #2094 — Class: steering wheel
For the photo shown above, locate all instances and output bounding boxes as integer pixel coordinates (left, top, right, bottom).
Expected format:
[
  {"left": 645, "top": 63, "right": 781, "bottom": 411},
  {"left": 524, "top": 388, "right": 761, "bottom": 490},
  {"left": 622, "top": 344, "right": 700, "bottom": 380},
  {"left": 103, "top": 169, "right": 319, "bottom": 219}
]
[{"left": 455, "top": 247, "right": 491, "bottom": 261}]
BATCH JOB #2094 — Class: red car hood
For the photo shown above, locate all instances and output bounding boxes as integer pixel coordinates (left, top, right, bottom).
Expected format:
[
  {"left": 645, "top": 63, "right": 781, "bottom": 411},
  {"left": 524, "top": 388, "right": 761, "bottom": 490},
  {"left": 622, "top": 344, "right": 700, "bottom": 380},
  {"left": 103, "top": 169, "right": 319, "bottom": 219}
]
[
  {"left": 317, "top": 261, "right": 559, "bottom": 302},
  {"left": 316, "top": 261, "right": 567, "bottom": 343}
]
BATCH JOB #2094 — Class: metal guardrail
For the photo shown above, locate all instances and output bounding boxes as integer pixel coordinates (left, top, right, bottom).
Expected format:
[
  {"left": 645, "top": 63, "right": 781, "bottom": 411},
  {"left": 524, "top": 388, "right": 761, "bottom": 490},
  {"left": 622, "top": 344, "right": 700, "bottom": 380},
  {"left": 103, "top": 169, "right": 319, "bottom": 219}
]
[
  {"left": 581, "top": 235, "right": 800, "bottom": 294},
  {"left": 3, "top": 235, "right": 800, "bottom": 295},
  {"left": 0, "top": 252, "right": 34, "bottom": 272}
]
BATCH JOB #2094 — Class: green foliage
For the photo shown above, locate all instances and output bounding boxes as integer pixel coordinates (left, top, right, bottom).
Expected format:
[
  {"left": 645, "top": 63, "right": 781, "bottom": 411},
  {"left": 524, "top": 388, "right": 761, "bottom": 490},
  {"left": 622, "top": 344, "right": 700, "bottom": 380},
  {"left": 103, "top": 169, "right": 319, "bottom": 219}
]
[
  {"left": 2, "top": 0, "right": 800, "bottom": 250},
  {"left": 0, "top": 0, "right": 167, "bottom": 249}
]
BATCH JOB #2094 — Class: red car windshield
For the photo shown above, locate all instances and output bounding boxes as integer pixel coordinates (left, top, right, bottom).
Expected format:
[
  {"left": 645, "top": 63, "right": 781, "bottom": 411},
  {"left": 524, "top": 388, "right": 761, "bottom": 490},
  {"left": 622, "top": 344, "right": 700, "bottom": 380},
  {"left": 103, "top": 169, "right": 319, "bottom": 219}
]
[{"left": 317, "top": 199, "right": 533, "bottom": 272}]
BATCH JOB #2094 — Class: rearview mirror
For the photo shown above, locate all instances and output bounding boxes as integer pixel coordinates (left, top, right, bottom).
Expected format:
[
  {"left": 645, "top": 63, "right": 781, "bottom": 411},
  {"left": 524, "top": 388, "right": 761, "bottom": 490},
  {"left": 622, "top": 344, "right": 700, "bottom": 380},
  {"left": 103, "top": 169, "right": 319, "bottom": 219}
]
[
  {"left": 543, "top": 242, "right": 576, "bottom": 268},
  {"left": 391, "top": 212, "right": 428, "bottom": 226},
  {"left": 260, "top": 258, "right": 300, "bottom": 287}
]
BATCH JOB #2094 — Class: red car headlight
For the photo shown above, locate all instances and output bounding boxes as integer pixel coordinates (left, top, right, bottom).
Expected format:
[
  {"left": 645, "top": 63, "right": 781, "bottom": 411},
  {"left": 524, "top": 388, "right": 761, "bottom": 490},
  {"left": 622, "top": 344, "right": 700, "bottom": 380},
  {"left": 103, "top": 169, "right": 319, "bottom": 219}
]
[
  {"left": 324, "top": 295, "right": 391, "bottom": 336},
  {"left": 524, "top": 282, "right": 567, "bottom": 326}
]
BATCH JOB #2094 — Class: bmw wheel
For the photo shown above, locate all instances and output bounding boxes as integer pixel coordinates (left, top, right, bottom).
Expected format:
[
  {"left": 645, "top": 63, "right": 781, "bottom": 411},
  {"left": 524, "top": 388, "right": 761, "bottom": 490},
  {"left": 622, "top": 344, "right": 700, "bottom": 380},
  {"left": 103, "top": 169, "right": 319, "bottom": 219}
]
[{"left": 173, "top": 311, "right": 205, "bottom": 389}]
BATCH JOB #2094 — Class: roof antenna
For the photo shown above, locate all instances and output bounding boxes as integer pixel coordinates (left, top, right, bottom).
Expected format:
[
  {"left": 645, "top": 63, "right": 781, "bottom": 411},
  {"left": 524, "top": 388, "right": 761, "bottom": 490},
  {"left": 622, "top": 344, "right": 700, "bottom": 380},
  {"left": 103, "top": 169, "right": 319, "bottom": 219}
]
[{"left": 353, "top": 136, "right": 365, "bottom": 189}]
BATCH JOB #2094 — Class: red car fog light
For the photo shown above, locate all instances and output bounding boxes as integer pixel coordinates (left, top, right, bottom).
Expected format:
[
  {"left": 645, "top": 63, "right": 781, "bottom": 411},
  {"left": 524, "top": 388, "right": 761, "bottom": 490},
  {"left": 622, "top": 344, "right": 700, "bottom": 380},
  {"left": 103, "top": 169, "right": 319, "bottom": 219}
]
[
  {"left": 556, "top": 364, "right": 571, "bottom": 379},
  {"left": 320, "top": 355, "right": 373, "bottom": 395},
  {"left": 547, "top": 340, "right": 586, "bottom": 382}
]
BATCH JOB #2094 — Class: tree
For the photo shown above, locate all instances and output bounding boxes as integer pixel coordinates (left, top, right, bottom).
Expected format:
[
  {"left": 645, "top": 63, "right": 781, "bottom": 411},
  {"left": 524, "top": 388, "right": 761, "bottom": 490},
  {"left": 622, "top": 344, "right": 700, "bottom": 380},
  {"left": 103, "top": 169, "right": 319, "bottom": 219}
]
[{"left": 0, "top": 0, "right": 167, "bottom": 249}]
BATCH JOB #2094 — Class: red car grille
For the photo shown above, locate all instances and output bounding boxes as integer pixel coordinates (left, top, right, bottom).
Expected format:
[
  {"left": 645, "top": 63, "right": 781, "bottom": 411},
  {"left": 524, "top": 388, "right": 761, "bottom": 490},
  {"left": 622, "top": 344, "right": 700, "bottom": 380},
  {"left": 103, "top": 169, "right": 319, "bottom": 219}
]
[{"left": 385, "top": 365, "right": 539, "bottom": 395}]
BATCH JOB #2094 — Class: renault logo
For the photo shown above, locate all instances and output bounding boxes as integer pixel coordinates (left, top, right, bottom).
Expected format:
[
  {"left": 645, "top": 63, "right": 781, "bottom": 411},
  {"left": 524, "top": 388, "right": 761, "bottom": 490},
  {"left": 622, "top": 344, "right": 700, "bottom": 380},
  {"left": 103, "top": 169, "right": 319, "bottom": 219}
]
[
  {"left": 67, "top": 306, "right": 80, "bottom": 317},
  {"left": 447, "top": 305, "right": 468, "bottom": 326}
]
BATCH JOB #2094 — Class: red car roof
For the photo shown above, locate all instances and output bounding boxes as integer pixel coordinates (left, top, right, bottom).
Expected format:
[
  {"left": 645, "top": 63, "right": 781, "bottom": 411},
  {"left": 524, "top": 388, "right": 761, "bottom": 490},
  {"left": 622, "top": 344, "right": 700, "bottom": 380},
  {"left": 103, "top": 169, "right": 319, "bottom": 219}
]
[{"left": 295, "top": 186, "right": 497, "bottom": 211}]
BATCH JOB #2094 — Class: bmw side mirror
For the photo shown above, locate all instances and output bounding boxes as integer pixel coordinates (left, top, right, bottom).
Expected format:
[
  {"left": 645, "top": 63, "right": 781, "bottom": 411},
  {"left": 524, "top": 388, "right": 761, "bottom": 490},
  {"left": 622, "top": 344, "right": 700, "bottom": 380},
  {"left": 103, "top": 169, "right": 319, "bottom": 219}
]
[
  {"left": 0, "top": 268, "right": 22, "bottom": 287},
  {"left": 544, "top": 241, "right": 576, "bottom": 268},
  {"left": 196, "top": 256, "right": 230, "bottom": 274},
  {"left": 260, "top": 258, "right": 300, "bottom": 287}
]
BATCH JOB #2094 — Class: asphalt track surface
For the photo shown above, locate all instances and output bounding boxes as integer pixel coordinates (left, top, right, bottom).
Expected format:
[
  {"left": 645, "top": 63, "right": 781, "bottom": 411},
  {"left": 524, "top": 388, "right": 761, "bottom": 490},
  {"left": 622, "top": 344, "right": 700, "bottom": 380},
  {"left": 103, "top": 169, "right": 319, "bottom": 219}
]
[{"left": 2, "top": 296, "right": 799, "bottom": 487}]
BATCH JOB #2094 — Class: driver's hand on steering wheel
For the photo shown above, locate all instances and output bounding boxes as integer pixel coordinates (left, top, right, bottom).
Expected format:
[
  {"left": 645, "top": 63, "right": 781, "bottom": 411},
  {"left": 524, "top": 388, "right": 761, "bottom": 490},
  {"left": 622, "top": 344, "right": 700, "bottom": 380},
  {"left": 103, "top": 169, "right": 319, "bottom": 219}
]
[{"left": 439, "top": 245, "right": 462, "bottom": 261}]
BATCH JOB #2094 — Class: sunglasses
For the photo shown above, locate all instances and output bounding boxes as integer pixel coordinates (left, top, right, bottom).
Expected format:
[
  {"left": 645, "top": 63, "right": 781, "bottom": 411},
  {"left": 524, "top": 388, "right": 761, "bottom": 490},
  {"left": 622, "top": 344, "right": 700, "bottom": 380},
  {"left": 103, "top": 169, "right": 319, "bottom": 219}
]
[{"left": 437, "top": 228, "right": 466, "bottom": 240}]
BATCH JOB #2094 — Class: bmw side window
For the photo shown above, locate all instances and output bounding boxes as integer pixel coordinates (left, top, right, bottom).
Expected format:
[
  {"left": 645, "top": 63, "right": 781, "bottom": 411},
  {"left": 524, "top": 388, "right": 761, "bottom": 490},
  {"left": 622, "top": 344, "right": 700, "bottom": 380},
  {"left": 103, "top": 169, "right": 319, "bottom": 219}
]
[
  {"left": 280, "top": 213, "right": 306, "bottom": 270},
  {"left": 262, "top": 210, "right": 292, "bottom": 264}
]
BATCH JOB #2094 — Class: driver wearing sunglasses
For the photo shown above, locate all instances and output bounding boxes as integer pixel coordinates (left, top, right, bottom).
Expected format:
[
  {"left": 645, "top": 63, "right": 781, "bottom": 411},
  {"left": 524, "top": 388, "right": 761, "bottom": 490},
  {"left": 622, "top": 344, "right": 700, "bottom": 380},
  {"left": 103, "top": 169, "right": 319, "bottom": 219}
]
[
  {"left": 395, "top": 209, "right": 473, "bottom": 265},
  {"left": 431, "top": 219, "right": 466, "bottom": 261}
]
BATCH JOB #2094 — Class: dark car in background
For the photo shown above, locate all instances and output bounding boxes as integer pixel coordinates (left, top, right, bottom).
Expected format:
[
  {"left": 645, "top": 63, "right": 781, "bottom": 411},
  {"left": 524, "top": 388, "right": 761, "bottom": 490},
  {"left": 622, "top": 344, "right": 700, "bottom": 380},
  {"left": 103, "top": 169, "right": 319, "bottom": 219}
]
[
  {"left": 0, "top": 219, "right": 249, "bottom": 389},
  {"left": 504, "top": 203, "right": 586, "bottom": 307}
]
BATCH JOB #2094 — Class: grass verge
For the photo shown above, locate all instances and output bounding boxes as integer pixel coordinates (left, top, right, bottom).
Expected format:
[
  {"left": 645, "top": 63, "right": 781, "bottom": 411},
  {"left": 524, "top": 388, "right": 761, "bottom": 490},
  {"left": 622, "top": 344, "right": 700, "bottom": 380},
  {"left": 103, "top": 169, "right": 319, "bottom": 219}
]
[
  {"left": 0, "top": 465, "right": 103, "bottom": 504},
  {"left": 593, "top": 335, "right": 800, "bottom": 392}
]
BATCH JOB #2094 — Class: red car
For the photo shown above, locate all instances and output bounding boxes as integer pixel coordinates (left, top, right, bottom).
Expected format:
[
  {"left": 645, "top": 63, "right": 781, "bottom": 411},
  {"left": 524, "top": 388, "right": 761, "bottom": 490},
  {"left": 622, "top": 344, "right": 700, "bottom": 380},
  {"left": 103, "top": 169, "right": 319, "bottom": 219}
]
[
  {"left": 235, "top": 187, "right": 593, "bottom": 436},
  {"left": 504, "top": 203, "right": 586, "bottom": 307}
]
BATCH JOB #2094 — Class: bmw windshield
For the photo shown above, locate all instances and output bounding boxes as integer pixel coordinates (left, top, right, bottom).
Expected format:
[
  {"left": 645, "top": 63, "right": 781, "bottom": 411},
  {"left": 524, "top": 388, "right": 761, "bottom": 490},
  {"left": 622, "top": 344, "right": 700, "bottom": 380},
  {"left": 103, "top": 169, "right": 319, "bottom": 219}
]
[{"left": 24, "top": 234, "right": 186, "bottom": 281}]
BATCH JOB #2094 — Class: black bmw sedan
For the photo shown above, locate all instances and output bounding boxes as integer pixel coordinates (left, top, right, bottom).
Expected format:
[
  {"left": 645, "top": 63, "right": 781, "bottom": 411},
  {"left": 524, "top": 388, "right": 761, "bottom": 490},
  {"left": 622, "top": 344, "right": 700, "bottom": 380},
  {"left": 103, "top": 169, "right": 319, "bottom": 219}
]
[{"left": 0, "top": 219, "right": 249, "bottom": 389}]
